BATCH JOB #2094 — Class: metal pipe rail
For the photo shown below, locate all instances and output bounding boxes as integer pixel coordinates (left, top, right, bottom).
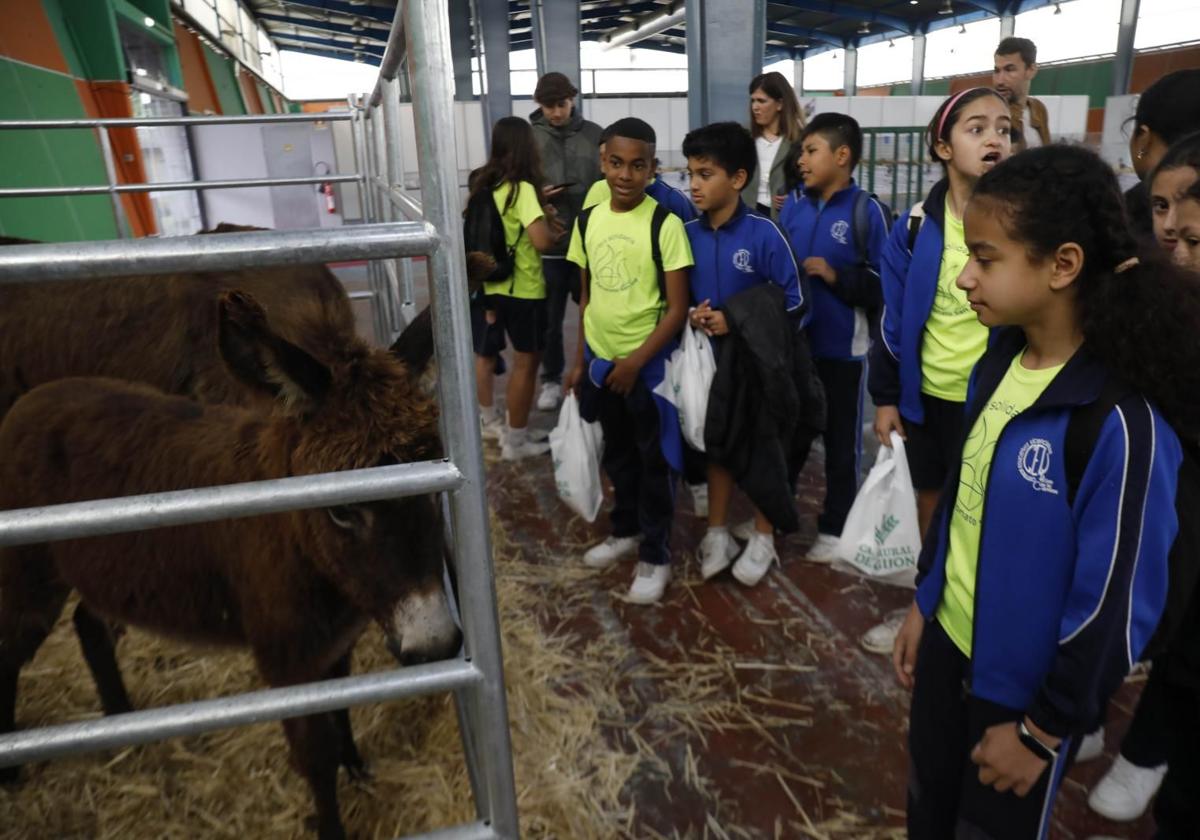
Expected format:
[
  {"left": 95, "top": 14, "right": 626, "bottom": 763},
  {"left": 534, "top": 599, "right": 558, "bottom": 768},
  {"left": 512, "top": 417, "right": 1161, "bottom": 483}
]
[
  {"left": 0, "top": 223, "right": 437, "bottom": 283},
  {"left": 0, "top": 113, "right": 354, "bottom": 130},
  {"left": 0, "top": 460, "right": 463, "bottom": 548},
  {"left": 0, "top": 173, "right": 360, "bottom": 199},
  {"left": 0, "top": 659, "right": 481, "bottom": 769}
]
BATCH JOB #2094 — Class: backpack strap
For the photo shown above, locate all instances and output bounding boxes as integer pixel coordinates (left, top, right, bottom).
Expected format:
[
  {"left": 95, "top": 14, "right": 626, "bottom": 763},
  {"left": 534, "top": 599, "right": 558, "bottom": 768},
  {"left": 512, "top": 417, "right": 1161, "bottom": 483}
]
[
  {"left": 906, "top": 200, "right": 927, "bottom": 253},
  {"left": 650, "top": 202, "right": 669, "bottom": 305},
  {"left": 577, "top": 204, "right": 594, "bottom": 291},
  {"left": 1064, "top": 378, "right": 1133, "bottom": 506}
]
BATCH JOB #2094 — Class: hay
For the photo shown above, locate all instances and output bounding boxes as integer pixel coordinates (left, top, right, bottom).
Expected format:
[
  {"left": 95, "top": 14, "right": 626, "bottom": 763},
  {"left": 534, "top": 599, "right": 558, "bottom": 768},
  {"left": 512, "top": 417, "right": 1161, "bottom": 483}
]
[{"left": 0, "top": 521, "right": 638, "bottom": 839}]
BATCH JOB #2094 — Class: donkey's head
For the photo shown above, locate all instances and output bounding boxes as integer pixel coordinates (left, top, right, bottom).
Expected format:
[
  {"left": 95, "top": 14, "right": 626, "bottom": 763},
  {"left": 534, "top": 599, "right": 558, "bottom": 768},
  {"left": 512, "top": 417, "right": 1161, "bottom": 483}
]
[{"left": 217, "top": 290, "right": 460, "bottom": 665}]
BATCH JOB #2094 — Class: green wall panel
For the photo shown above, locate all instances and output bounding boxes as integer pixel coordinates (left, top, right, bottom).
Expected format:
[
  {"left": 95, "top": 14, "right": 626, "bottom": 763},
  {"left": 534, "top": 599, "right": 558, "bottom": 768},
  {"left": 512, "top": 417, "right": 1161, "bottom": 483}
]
[
  {"left": 57, "top": 0, "right": 124, "bottom": 81},
  {"left": 39, "top": 0, "right": 86, "bottom": 79},
  {"left": 202, "top": 43, "right": 246, "bottom": 115},
  {"left": 256, "top": 80, "right": 275, "bottom": 113},
  {"left": 0, "top": 58, "right": 119, "bottom": 242},
  {"left": 1032, "top": 59, "right": 1114, "bottom": 109}
]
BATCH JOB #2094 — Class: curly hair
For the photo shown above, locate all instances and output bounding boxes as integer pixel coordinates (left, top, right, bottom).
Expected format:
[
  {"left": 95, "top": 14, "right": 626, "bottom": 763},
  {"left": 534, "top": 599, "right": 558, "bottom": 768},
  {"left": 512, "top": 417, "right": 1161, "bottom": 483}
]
[{"left": 973, "top": 144, "right": 1200, "bottom": 437}]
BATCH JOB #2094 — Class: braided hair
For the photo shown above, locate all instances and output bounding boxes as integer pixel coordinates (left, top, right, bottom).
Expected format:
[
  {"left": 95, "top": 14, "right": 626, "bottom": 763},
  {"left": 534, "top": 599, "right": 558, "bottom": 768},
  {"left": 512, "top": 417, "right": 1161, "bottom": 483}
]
[{"left": 973, "top": 144, "right": 1200, "bottom": 437}]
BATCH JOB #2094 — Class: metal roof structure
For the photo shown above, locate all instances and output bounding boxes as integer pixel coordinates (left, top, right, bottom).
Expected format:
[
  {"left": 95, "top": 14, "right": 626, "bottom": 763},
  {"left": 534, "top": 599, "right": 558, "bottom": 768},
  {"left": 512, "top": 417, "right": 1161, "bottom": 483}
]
[{"left": 246, "top": 0, "right": 1062, "bottom": 67}]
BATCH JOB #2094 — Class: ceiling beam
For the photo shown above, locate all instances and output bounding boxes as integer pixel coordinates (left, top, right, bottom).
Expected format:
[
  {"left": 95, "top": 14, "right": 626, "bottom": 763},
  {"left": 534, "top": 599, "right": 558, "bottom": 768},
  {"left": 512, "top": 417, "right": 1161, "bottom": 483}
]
[
  {"left": 768, "top": 21, "right": 846, "bottom": 48},
  {"left": 272, "top": 34, "right": 385, "bottom": 57},
  {"left": 770, "top": 0, "right": 914, "bottom": 34},
  {"left": 257, "top": 13, "right": 390, "bottom": 40},
  {"left": 251, "top": 0, "right": 395, "bottom": 25}
]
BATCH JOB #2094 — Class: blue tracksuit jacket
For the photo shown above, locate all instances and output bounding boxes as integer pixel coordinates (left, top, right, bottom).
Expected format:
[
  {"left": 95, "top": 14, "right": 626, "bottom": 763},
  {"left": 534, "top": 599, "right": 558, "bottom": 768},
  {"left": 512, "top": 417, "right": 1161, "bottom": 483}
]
[
  {"left": 778, "top": 180, "right": 889, "bottom": 360},
  {"left": 647, "top": 177, "right": 698, "bottom": 223},
  {"left": 684, "top": 201, "right": 807, "bottom": 326},
  {"left": 916, "top": 328, "right": 1181, "bottom": 743},
  {"left": 868, "top": 179, "right": 951, "bottom": 422}
]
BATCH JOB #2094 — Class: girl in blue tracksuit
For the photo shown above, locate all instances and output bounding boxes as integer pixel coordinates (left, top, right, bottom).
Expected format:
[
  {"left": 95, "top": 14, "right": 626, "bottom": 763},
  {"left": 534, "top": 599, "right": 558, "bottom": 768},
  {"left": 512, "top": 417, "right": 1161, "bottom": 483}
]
[
  {"left": 868, "top": 88, "right": 1014, "bottom": 539},
  {"left": 892, "top": 145, "right": 1200, "bottom": 840}
]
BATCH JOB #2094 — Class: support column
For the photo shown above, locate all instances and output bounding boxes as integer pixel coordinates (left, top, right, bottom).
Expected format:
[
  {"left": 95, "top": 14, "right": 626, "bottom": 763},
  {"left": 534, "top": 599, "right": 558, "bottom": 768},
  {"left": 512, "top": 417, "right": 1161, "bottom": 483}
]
[
  {"left": 475, "top": 0, "right": 511, "bottom": 140},
  {"left": 843, "top": 45, "right": 858, "bottom": 96},
  {"left": 1112, "top": 0, "right": 1141, "bottom": 95},
  {"left": 449, "top": 0, "right": 474, "bottom": 100},
  {"left": 793, "top": 55, "right": 804, "bottom": 96},
  {"left": 999, "top": 13, "right": 1015, "bottom": 38},
  {"left": 685, "top": 0, "right": 767, "bottom": 128},
  {"left": 530, "top": 0, "right": 581, "bottom": 87},
  {"left": 911, "top": 31, "right": 926, "bottom": 95}
]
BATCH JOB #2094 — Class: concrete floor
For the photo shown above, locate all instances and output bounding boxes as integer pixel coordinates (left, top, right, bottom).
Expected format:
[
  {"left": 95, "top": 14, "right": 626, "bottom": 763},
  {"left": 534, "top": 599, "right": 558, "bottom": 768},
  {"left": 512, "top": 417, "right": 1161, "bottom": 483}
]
[{"left": 334, "top": 261, "right": 1155, "bottom": 839}]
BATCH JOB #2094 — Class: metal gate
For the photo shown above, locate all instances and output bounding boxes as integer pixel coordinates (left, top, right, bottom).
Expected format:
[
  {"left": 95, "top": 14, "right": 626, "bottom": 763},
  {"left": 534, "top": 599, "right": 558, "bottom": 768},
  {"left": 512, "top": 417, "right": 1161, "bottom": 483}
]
[{"left": 0, "top": 2, "right": 519, "bottom": 838}]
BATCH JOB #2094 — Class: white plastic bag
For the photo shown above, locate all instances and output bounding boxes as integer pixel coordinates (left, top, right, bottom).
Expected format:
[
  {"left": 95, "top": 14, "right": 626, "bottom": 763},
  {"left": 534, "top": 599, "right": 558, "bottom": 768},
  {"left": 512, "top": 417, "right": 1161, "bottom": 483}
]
[
  {"left": 671, "top": 324, "right": 716, "bottom": 451},
  {"left": 549, "top": 393, "right": 604, "bottom": 523},
  {"left": 835, "top": 432, "right": 922, "bottom": 588}
]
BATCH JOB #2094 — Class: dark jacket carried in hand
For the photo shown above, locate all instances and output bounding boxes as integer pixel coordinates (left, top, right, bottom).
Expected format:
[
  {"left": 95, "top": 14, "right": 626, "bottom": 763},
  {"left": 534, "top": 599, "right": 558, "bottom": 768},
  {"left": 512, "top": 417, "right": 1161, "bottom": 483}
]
[
  {"left": 704, "top": 283, "right": 825, "bottom": 533},
  {"left": 530, "top": 107, "right": 603, "bottom": 257}
]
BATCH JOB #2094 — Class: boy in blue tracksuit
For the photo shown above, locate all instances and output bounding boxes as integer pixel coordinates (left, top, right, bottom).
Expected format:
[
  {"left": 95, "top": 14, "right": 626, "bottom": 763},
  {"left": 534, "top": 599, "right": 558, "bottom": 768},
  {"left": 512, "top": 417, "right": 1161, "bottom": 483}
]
[
  {"left": 778, "top": 113, "right": 889, "bottom": 562},
  {"left": 681, "top": 121, "right": 808, "bottom": 587}
]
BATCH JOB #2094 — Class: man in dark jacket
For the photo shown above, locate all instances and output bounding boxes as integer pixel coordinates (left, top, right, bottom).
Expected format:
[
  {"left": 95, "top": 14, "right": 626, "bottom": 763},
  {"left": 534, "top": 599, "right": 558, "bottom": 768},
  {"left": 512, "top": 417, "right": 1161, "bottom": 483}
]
[{"left": 530, "top": 72, "right": 603, "bottom": 411}]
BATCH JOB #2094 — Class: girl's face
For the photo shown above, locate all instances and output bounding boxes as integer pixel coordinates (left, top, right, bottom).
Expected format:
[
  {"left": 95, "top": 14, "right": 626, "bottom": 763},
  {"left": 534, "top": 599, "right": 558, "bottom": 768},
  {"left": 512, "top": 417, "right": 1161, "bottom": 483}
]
[
  {"left": 936, "top": 96, "right": 1012, "bottom": 182},
  {"left": 1173, "top": 197, "right": 1200, "bottom": 270},
  {"left": 1150, "top": 165, "right": 1199, "bottom": 253},
  {"left": 958, "top": 197, "right": 1062, "bottom": 328},
  {"left": 750, "top": 88, "right": 783, "bottom": 131}
]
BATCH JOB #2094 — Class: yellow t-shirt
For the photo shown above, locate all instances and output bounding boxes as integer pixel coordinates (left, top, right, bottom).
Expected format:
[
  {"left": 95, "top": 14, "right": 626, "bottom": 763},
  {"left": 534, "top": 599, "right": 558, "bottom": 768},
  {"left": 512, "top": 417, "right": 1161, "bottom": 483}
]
[
  {"left": 920, "top": 198, "right": 989, "bottom": 401},
  {"left": 937, "top": 350, "right": 1065, "bottom": 655},
  {"left": 581, "top": 177, "right": 660, "bottom": 210},
  {"left": 566, "top": 195, "right": 693, "bottom": 360},
  {"left": 482, "top": 181, "right": 546, "bottom": 300}
]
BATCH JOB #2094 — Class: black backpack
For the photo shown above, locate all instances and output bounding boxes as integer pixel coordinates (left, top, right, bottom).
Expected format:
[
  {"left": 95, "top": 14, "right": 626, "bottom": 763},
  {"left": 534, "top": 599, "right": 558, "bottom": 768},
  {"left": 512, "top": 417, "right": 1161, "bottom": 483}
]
[
  {"left": 575, "top": 201, "right": 670, "bottom": 308},
  {"left": 851, "top": 190, "right": 892, "bottom": 266},
  {"left": 1064, "top": 381, "right": 1200, "bottom": 662},
  {"left": 462, "top": 184, "right": 523, "bottom": 295}
]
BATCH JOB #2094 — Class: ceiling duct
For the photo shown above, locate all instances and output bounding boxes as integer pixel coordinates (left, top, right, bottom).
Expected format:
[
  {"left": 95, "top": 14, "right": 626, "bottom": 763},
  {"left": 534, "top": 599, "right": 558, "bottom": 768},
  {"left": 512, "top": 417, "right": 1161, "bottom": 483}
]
[{"left": 601, "top": 0, "right": 686, "bottom": 51}]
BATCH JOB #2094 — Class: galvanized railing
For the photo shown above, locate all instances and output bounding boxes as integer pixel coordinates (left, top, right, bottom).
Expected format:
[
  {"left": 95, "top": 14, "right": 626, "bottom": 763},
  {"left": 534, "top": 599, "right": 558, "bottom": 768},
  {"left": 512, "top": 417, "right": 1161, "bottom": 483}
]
[
  {"left": 0, "top": 1, "right": 518, "bottom": 838},
  {"left": 858, "top": 126, "right": 941, "bottom": 213}
]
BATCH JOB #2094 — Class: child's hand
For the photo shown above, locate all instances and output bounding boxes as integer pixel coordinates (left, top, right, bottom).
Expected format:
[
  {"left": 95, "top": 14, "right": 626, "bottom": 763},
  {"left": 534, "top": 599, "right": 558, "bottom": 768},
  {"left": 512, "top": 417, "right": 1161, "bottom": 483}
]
[
  {"left": 485, "top": 309, "right": 498, "bottom": 325},
  {"left": 803, "top": 257, "right": 837, "bottom": 285},
  {"left": 605, "top": 356, "right": 642, "bottom": 395},
  {"left": 874, "top": 406, "right": 906, "bottom": 447},
  {"left": 564, "top": 363, "right": 584, "bottom": 396},
  {"left": 699, "top": 310, "right": 729, "bottom": 337},
  {"left": 689, "top": 300, "right": 712, "bottom": 330},
  {"left": 971, "top": 721, "right": 1056, "bottom": 797},
  {"left": 772, "top": 194, "right": 787, "bottom": 212},
  {"left": 891, "top": 601, "right": 924, "bottom": 690}
]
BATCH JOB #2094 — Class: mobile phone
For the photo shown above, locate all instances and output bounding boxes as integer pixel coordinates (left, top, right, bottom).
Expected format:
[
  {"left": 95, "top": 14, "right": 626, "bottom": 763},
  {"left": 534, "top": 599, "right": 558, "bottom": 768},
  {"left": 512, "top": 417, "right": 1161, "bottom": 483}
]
[{"left": 549, "top": 181, "right": 576, "bottom": 191}]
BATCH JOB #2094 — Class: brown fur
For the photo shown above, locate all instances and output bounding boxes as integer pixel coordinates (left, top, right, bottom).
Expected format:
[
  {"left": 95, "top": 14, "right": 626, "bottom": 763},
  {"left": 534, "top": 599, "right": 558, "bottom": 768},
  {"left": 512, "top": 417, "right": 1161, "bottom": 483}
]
[{"left": 0, "top": 292, "right": 455, "bottom": 840}]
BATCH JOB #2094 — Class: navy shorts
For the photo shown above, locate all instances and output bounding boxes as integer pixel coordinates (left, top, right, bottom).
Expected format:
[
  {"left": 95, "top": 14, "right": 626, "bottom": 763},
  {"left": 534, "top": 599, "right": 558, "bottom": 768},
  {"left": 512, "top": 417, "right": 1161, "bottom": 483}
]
[
  {"left": 471, "top": 294, "right": 548, "bottom": 356},
  {"left": 904, "top": 393, "right": 966, "bottom": 492}
]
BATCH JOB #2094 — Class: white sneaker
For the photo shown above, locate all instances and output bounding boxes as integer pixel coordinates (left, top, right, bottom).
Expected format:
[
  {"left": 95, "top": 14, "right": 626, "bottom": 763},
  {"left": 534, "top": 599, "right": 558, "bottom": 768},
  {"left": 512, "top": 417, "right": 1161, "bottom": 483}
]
[
  {"left": 698, "top": 528, "right": 738, "bottom": 580},
  {"left": 500, "top": 426, "right": 550, "bottom": 461},
  {"left": 1087, "top": 754, "right": 1167, "bottom": 821},
  {"left": 627, "top": 561, "right": 670, "bottom": 604},
  {"left": 536, "top": 382, "right": 563, "bottom": 411},
  {"left": 583, "top": 535, "right": 639, "bottom": 569},
  {"left": 860, "top": 608, "right": 909, "bottom": 655},
  {"left": 730, "top": 518, "right": 757, "bottom": 542},
  {"left": 806, "top": 533, "right": 842, "bottom": 564},
  {"left": 688, "top": 483, "right": 709, "bottom": 518},
  {"left": 1075, "top": 727, "right": 1106, "bottom": 763},
  {"left": 731, "top": 534, "right": 778, "bottom": 587},
  {"left": 480, "top": 414, "right": 504, "bottom": 442}
]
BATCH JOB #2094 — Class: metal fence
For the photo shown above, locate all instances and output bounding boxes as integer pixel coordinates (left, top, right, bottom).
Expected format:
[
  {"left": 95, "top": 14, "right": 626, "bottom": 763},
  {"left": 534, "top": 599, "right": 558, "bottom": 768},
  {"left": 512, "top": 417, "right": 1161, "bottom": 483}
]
[
  {"left": 857, "top": 126, "right": 941, "bottom": 214},
  {"left": 0, "top": 1, "right": 519, "bottom": 838}
]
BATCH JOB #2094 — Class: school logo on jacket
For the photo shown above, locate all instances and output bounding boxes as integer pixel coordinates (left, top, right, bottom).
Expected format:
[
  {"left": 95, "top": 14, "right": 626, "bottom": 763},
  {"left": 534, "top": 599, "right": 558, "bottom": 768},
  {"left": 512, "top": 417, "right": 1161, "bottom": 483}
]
[
  {"left": 732, "top": 248, "right": 754, "bottom": 273},
  {"left": 830, "top": 220, "right": 850, "bottom": 245},
  {"left": 1017, "top": 438, "right": 1058, "bottom": 495}
]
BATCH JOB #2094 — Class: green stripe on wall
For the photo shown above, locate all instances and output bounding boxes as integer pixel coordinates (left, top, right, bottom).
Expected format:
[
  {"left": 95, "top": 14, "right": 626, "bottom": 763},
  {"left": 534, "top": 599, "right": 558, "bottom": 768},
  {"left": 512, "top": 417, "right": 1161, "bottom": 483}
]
[
  {"left": 202, "top": 43, "right": 246, "bottom": 115},
  {"left": 0, "top": 57, "right": 119, "bottom": 241}
]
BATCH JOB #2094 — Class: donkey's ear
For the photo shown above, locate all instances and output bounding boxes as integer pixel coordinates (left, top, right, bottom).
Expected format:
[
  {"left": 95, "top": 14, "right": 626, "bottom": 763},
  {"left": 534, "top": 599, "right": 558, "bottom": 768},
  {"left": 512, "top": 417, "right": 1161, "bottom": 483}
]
[
  {"left": 217, "top": 290, "right": 331, "bottom": 412},
  {"left": 388, "top": 305, "right": 435, "bottom": 375}
]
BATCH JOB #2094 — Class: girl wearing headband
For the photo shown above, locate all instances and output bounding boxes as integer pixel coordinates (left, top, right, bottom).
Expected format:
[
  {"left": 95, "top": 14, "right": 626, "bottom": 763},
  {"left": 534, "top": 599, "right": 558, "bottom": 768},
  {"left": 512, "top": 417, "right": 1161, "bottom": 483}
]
[
  {"left": 860, "top": 88, "right": 1012, "bottom": 656},
  {"left": 894, "top": 143, "right": 1198, "bottom": 840}
]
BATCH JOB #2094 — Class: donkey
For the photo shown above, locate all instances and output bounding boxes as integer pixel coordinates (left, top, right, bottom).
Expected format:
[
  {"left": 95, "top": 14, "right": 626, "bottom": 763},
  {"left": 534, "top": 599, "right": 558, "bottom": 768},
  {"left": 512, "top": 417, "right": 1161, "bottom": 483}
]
[{"left": 0, "top": 291, "right": 459, "bottom": 840}]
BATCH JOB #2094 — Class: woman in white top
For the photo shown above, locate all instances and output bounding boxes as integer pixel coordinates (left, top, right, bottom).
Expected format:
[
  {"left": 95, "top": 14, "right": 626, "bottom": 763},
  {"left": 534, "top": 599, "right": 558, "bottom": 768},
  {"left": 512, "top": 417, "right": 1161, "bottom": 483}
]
[{"left": 742, "top": 71, "right": 806, "bottom": 220}]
